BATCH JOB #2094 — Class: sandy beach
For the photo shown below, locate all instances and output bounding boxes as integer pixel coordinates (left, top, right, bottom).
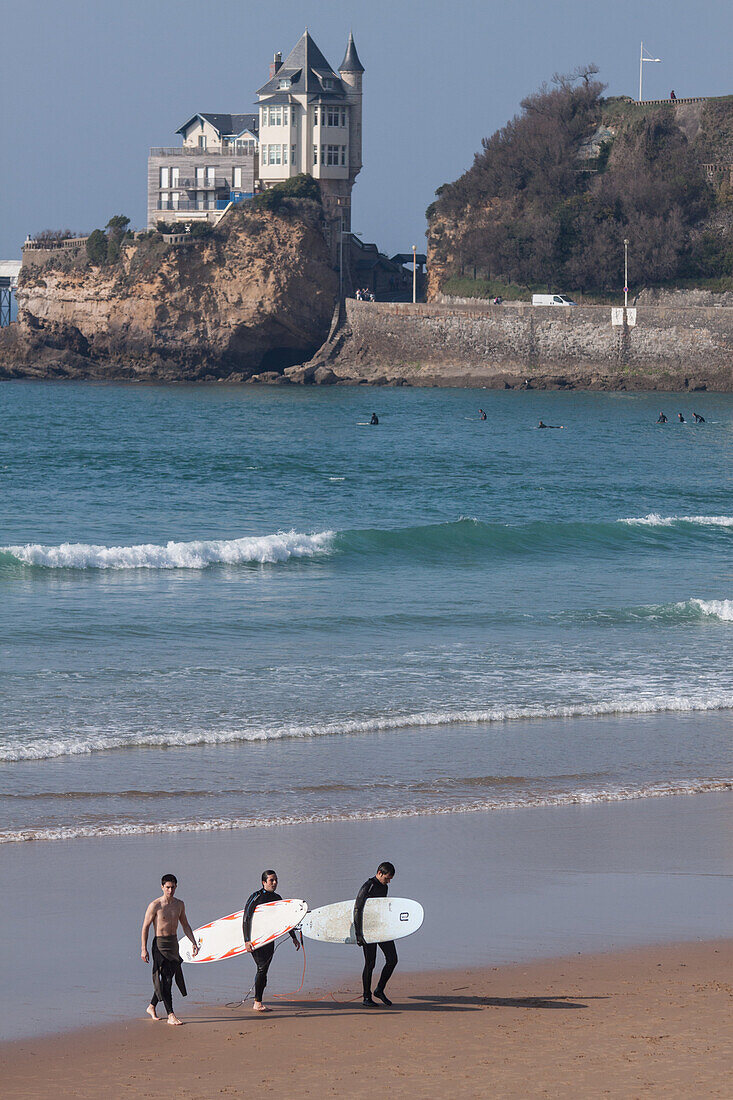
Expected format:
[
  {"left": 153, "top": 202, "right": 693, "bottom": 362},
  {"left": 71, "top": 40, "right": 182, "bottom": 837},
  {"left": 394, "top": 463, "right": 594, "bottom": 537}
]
[{"left": 2, "top": 939, "right": 731, "bottom": 1098}]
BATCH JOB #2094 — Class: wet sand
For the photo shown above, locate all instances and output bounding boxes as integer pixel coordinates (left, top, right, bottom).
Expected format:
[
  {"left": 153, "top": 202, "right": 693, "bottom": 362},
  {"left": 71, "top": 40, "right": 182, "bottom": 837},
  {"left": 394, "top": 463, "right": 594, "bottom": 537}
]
[
  {"left": 1, "top": 791, "right": 731, "bottom": 1044},
  {"left": 2, "top": 939, "right": 731, "bottom": 1098}
]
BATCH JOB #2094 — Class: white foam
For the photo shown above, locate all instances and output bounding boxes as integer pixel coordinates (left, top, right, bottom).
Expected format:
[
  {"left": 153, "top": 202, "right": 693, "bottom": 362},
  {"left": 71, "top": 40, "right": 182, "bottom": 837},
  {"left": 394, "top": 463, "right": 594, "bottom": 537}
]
[
  {"left": 690, "top": 598, "right": 733, "bottom": 622},
  {"left": 621, "top": 514, "right": 733, "bottom": 527},
  {"left": 3, "top": 530, "right": 335, "bottom": 570},
  {"left": 1, "top": 778, "right": 730, "bottom": 843},
  {"left": 4, "top": 692, "right": 733, "bottom": 762}
]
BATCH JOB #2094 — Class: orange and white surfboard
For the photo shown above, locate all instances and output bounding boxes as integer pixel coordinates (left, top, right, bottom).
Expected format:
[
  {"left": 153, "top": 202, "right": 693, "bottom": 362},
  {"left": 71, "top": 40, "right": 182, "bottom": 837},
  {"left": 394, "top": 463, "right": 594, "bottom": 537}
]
[{"left": 179, "top": 899, "right": 308, "bottom": 964}]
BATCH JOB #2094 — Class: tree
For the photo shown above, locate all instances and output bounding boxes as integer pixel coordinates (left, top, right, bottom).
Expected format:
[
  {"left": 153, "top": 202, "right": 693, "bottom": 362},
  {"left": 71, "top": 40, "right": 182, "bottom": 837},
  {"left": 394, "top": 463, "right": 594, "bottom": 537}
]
[{"left": 86, "top": 229, "right": 107, "bottom": 265}]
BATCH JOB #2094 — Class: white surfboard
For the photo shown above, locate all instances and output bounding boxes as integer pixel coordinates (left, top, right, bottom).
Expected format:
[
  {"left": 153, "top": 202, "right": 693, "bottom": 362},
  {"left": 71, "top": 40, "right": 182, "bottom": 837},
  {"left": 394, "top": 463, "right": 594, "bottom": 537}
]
[
  {"left": 179, "top": 898, "right": 308, "bottom": 964},
  {"left": 301, "top": 897, "right": 423, "bottom": 945}
]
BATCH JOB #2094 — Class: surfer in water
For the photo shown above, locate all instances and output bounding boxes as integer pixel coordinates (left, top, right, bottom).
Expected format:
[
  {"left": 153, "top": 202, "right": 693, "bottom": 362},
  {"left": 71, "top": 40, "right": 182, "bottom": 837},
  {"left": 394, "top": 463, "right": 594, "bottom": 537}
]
[
  {"left": 693, "top": 412, "right": 705, "bottom": 423},
  {"left": 243, "top": 870, "right": 300, "bottom": 1012},
  {"left": 355, "top": 861, "right": 397, "bottom": 1007},
  {"left": 678, "top": 413, "right": 686, "bottom": 423},
  {"left": 479, "top": 409, "right": 487, "bottom": 420},
  {"left": 141, "top": 873, "right": 198, "bottom": 1025},
  {"left": 657, "top": 412, "right": 668, "bottom": 423},
  {"left": 538, "top": 421, "right": 564, "bottom": 429},
  {"left": 370, "top": 412, "right": 379, "bottom": 425}
]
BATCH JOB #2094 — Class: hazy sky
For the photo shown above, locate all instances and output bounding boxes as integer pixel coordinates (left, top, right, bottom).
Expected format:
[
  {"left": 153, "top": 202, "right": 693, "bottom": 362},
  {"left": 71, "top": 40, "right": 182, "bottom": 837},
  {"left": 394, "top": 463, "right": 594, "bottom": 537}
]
[{"left": 1, "top": 0, "right": 731, "bottom": 258}]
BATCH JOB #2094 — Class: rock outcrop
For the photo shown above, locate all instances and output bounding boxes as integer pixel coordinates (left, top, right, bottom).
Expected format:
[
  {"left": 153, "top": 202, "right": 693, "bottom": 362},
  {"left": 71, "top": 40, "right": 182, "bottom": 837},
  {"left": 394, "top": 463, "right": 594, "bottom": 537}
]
[{"left": 0, "top": 201, "right": 337, "bottom": 381}]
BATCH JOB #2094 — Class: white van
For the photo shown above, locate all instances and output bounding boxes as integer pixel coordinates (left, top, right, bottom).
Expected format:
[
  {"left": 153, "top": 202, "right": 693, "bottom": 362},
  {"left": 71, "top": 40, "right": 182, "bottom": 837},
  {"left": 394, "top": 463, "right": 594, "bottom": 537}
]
[{"left": 532, "top": 294, "right": 575, "bottom": 305}]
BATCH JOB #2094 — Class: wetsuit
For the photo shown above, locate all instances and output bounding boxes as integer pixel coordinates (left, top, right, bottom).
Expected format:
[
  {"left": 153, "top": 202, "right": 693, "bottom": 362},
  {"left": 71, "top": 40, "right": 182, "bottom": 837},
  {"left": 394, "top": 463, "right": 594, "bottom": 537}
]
[
  {"left": 354, "top": 877, "right": 398, "bottom": 1000},
  {"left": 694, "top": 414, "right": 705, "bottom": 423},
  {"left": 150, "top": 935, "right": 187, "bottom": 1016},
  {"left": 657, "top": 414, "right": 668, "bottom": 423},
  {"left": 370, "top": 414, "right": 379, "bottom": 425},
  {"left": 242, "top": 888, "right": 297, "bottom": 1001}
]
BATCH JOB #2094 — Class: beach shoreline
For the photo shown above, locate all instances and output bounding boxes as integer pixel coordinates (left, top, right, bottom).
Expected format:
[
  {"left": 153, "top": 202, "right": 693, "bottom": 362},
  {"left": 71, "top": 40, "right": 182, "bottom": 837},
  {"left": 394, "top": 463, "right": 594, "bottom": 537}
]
[{"left": 3, "top": 938, "right": 731, "bottom": 1098}]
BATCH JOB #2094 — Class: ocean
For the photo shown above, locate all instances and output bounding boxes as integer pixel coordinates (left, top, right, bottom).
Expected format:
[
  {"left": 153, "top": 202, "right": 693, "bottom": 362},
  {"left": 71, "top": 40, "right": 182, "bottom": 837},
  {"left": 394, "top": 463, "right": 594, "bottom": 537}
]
[{"left": 1, "top": 381, "right": 731, "bottom": 843}]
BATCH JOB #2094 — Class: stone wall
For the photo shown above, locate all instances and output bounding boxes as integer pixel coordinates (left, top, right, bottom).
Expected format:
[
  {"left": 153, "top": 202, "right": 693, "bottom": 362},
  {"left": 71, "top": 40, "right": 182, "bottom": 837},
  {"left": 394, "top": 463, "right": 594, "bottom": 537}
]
[{"left": 297, "top": 299, "right": 733, "bottom": 390}]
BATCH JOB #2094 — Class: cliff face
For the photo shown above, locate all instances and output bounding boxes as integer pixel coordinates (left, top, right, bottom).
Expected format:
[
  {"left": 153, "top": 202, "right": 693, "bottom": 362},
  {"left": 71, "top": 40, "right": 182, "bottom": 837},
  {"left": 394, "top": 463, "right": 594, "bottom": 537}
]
[{"left": 0, "top": 202, "right": 337, "bottom": 380}]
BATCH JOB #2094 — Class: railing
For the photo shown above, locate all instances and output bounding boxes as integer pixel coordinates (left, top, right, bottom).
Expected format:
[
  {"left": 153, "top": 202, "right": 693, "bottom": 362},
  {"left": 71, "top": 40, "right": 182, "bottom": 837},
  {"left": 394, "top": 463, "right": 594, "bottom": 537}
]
[
  {"left": 158, "top": 200, "right": 218, "bottom": 212},
  {"left": 23, "top": 236, "right": 88, "bottom": 251},
  {"left": 636, "top": 96, "right": 710, "bottom": 106},
  {"left": 175, "top": 176, "right": 233, "bottom": 190},
  {"left": 150, "top": 145, "right": 257, "bottom": 157}
]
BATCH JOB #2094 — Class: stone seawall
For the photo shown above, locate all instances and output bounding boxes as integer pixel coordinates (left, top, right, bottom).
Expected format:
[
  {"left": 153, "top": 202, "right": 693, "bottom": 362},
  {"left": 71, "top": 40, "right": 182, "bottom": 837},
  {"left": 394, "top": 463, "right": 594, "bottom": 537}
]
[{"left": 290, "top": 299, "right": 733, "bottom": 389}]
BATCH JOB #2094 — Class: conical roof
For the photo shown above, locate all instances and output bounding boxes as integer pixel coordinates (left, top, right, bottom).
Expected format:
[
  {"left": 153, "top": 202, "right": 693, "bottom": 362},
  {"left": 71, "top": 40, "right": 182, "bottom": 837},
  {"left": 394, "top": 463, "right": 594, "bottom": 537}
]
[
  {"left": 339, "top": 32, "right": 364, "bottom": 73},
  {"left": 257, "top": 30, "right": 344, "bottom": 97}
]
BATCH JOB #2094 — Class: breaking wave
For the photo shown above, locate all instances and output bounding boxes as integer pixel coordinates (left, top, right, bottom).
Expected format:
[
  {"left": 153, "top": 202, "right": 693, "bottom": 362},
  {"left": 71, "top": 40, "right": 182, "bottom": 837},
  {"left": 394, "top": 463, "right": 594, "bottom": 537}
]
[
  {"left": 4, "top": 692, "right": 733, "bottom": 762},
  {"left": 2, "top": 778, "right": 730, "bottom": 843},
  {"left": 2, "top": 514, "right": 731, "bottom": 571}
]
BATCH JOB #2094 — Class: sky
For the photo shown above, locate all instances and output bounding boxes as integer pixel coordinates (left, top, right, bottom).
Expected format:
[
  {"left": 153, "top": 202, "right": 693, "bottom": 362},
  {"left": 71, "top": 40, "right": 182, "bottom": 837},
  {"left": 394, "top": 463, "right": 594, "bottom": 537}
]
[{"left": 1, "top": 0, "right": 731, "bottom": 259}]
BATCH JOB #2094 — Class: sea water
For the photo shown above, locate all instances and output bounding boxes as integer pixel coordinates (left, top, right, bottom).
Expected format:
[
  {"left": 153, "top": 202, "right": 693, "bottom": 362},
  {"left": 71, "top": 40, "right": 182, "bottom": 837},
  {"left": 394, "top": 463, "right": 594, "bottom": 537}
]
[{"left": 1, "top": 382, "right": 731, "bottom": 842}]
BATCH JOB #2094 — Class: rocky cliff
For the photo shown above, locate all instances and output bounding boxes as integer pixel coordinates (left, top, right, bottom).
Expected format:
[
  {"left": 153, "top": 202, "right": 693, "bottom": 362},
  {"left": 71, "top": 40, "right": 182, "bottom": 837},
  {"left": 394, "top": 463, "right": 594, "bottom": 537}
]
[{"left": 0, "top": 200, "right": 337, "bottom": 381}]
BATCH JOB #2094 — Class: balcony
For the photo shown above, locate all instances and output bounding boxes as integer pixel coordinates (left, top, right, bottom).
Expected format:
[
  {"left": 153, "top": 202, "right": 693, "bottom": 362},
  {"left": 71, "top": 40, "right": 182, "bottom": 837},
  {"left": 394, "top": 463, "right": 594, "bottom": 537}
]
[
  {"left": 150, "top": 145, "right": 257, "bottom": 157},
  {"left": 158, "top": 200, "right": 218, "bottom": 212}
]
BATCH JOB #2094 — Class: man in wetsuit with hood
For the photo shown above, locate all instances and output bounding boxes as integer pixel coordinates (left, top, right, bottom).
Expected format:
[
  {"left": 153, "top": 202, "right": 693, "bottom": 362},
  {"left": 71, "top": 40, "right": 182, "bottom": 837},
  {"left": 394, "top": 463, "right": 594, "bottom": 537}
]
[
  {"left": 354, "top": 861, "right": 397, "bottom": 1007},
  {"left": 243, "top": 870, "right": 300, "bottom": 1011}
]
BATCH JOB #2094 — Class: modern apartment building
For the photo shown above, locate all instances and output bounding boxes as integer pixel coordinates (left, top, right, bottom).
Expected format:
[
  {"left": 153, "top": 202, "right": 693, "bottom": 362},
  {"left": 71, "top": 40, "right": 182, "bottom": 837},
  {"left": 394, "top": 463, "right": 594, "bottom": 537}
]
[{"left": 147, "top": 113, "right": 259, "bottom": 227}]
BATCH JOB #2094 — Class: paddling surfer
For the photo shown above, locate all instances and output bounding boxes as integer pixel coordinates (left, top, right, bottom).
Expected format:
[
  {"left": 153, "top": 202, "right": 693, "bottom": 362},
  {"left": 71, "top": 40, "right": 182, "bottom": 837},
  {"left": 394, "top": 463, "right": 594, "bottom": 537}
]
[
  {"left": 243, "top": 870, "right": 300, "bottom": 1012},
  {"left": 355, "top": 861, "right": 397, "bottom": 1007},
  {"left": 141, "top": 873, "right": 198, "bottom": 1025}
]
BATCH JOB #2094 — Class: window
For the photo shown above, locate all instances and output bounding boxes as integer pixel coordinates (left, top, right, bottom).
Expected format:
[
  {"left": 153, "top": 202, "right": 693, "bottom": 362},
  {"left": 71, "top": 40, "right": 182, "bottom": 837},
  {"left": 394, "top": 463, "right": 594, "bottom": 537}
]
[
  {"left": 171, "top": 192, "right": 180, "bottom": 210},
  {"left": 313, "top": 107, "right": 319, "bottom": 125},
  {"left": 171, "top": 167, "right": 179, "bottom": 186},
  {"left": 341, "top": 145, "right": 346, "bottom": 166},
  {"left": 313, "top": 144, "right": 318, "bottom": 164},
  {"left": 327, "top": 144, "right": 340, "bottom": 166},
  {"left": 198, "top": 135, "right": 206, "bottom": 149},
  {"left": 283, "top": 107, "right": 289, "bottom": 125},
  {"left": 196, "top": 166, "right": 205, "bottom": 184},
  {"left": 278, "top": 78, "right": 290, "bottom": 89},
  {"left": 206, "top": 166, "right": 215, "bottom": 184},
  {"left": 327, "top": 107, "right": 341, "bottom": 127},
  {"left": 321, "top": 144, "right": 325, "bottom": 165},
  {"left": 283, "top": 145, "right": 288, "bottom": 165},
  {"left": 292, "top": 144, "right": 296, "bottom": 164},
  {"left": 233, "top": 167, "right": 242, "bottom": 188},
  {"left": 160, "top": 167, "right": 169, "bottom": 188},
  {"left": 341, "top": 109, "right": 347, "bottom": 127}
]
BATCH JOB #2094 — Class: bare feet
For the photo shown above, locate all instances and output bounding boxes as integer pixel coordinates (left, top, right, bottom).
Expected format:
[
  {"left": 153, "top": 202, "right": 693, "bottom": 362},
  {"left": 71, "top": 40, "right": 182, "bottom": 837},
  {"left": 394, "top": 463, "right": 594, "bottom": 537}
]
[
  {"left": 167, "top": 1013, "right": 184, "bottom": 1026},
  {"left": 146, "top": 1004, "right": 159, "bottom": 1021},
  {"left": 252, "top": 1002, "right": 271, "bottom": 1012}
]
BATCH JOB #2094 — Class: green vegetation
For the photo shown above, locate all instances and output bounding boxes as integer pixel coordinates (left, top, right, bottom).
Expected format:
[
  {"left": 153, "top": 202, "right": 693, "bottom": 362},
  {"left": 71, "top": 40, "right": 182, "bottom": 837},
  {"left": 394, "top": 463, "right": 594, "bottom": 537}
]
[
  {"left": 86, "top": 215, "right": 131, "bottom": 265},
  {"left": 429, "top": 70, "right": 733, "bottom": 294},
  {"left": 441, "top": 277, "right": 534, "bottom": 301},
  {"left": 251, "top": 174, "right": 322, "bottom": 212}
]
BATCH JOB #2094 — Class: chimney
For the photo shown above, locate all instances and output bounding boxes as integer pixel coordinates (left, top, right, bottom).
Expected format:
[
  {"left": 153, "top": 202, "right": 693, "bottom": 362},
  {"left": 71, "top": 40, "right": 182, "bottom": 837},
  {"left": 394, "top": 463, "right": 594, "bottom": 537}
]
[{"left": 269, "top": 51, "right": 282, "bottom": 78}]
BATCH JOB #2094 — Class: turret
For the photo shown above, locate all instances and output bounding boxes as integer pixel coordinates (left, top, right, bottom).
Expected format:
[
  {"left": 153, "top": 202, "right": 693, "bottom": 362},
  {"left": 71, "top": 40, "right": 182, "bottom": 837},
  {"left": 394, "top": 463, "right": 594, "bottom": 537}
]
[{"left": 339, "top": 32, "right": 364, "bottom": 178}]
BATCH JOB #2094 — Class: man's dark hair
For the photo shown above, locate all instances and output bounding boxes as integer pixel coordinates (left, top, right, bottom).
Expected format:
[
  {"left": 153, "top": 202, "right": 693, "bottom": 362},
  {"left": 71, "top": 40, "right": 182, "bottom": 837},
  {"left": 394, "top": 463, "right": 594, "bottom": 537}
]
[
  {"left": 161, "top": 873, "right": 178, "bottom": 886},
  {"left": 262, "top": 869, "right": 277, "bottom": 883},
  {"left": 377, "top": 861, "right": 395, "bottom": 876}
]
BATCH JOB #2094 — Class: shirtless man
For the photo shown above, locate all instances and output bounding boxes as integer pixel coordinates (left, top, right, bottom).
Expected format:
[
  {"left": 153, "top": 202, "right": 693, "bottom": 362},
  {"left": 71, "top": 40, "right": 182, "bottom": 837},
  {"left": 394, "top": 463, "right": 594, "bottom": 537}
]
[{"left": 141, "top": 873, "right": 198, "bottom": 1025}]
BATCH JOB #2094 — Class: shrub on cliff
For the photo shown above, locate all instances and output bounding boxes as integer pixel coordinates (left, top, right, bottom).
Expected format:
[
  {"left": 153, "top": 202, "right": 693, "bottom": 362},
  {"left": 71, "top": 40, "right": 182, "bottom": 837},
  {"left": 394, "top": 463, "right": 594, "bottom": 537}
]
[
  {"left": 86, "top": 229, "right": 108, "bottom": 265},
  {"left": 429, "top": 69, "right": 716, "bottom": 293},
  {"left": 252, "top": 174, "right": 322, "bottom": 212}
]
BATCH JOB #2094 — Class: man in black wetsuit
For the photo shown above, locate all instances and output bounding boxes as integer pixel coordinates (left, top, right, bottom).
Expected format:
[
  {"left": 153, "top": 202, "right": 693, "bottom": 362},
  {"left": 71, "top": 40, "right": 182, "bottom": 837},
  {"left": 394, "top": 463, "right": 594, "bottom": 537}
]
[
  {"left": 678, "top": 413, "right": 686, "bottom": 423},
  {"left": 243, "top": 870, "right": 300, "bottom": 1012},
  {"left": 693, "top": 412, "right": 705, "bottom": 423},
  {"left": 370, "top": 412, "right": 379, "bottom": 425},
  {"left": 354, "top": 861, "right": 397, "bottom": 1007},
  {"left": 657, "top": 412, "right": 668, "bottom": 423}
]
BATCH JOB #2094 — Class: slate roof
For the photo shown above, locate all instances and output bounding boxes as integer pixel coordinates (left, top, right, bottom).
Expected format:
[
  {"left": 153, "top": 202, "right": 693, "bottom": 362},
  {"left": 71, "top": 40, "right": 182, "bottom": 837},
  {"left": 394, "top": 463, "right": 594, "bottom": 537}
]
[
  {"left": 176, "top": 112, "right": 259, "bottom": 137},
  {"left": 339, "top": 32, "right": 364, "bottom": 73},
  {"left": 257, "top": 30, "right": 346, "bottom": 98}
]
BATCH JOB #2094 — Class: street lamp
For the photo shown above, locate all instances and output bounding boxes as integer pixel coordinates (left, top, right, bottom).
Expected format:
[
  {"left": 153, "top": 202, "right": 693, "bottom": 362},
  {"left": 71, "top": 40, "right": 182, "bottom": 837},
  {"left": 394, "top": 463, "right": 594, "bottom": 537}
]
[
  {"left": 623, "top": 238, "right": 629, "bottom": 310},
  {"left": 638, "top": 42, "right": 661, "bottom": 102},
  {"left": 412, "top": 244, "right": 417, "bottom": 304}
]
